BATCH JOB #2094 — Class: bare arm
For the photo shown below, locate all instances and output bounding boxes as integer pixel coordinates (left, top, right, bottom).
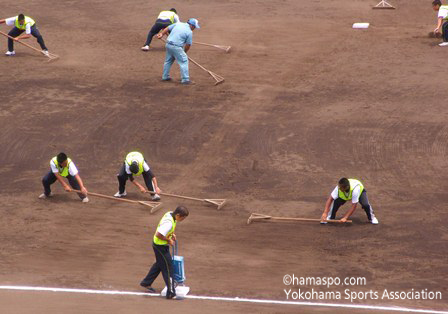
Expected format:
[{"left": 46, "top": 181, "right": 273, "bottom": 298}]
[
  {"left": 155, "top": 232, "right": 174, "bottom": 245},
  {"left": 184, "top": 44, "right": 191, "bottom": 53},
  {"left": 152, "top": 177, "right": 161, "bottom": 194},
  {"left": 55, "top": 173, "right": 71, "bottom": 192},
  {"left": 15, "top": 34, "right": 31, "bottom": 40},
  {"left": 74, "top": 174, "right": 88, "bottom": 195},
  {"left": 0, "top": 19, "right": 6, "bottom": 24},
  {"left": 157, "top": 27, "right": 170, "bottom": 39},
  {"left": 320, "top": 195, "right": 334, "bottom": 221},
  {"left": 131, "top": 179, "right": 147, "bottom": 193},
  {"left": 341, "top": 203, "right": 358, "bottom": 222},
  {"left": 435, "top": 17, "right": 444, "bottom": 33}
]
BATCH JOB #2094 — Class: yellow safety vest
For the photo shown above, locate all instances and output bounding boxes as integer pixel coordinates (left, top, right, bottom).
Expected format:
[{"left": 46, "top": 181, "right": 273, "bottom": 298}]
[
  {"left": 14, "top": 16, "right": 35, "bottom": 30},
  {"left": 125, "top": 151, "right": 144, "bottom": 176},
  {"left": 51, "top": 156, "right": 72, "bottom": 178},
  {"left": 441, "top": 5, "right": 448, "bottom": 21},
  {"left": 153, "top": 211, "right": 177, "bottom": 245},
  {"left": 157, "top": 11, "right": 176, "bottom": 23},
  {"left": 338, "top": 179, "right": 364, "bottom": 201}
]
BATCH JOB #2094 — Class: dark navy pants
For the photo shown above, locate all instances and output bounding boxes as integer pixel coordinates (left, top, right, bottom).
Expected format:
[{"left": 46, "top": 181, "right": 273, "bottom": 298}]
[
  {"left": 443, "top": 21, "right": 448, "bottom": 42},
  {"left": 8, "top": 25, "right": 47, "bottom": 51},
  {"left": 42, "top": 171, "right": 85, "bottom": 199},
  {"left": 144, "top": 19, "right": 171, "bottom": 46},
  {"left": 117, "top": 163, "right": 155, "bottom": 194},
  {"left": 141, "top": 243, "right": 175, "bottom": 298},
  {"left": 328, "top": 190, "right": 375, "bottom": 221}
]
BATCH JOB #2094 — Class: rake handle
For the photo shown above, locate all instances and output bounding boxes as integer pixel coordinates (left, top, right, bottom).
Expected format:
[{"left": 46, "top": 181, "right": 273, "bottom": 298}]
[
  {"left": 0, "top": 30, "right": 49, "bottom": 55},
  {"left": 193, "top": 41, "right": 229, "bottom": 50},
  {"left": 71, "top": 189, "right": 140, "bottom": 204},
  {"left": 250, "top": 214, "right": 352, "bottom": 223},
  {"left": 146, "top": 191, "right": 203, "bottom": 202}
]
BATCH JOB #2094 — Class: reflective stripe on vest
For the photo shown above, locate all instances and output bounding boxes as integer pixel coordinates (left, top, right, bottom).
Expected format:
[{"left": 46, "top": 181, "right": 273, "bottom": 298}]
[
  {"left": 52, "top": 157, "right": 72, "bottom": 177},
  {"left": 338, "top": 179, "right": 364, "bottom": 201},
  {"left": 153, "top": 212, "right": 177, "bottom": 245},
  {"left": 125, "top": 151, "right": 144, "bottom": 176},
  {"left": 14, "top": 16, "right": 35, "bottom": 30},
  {"left": 157, "top": 11, "right": 176, "bottom": 23}
]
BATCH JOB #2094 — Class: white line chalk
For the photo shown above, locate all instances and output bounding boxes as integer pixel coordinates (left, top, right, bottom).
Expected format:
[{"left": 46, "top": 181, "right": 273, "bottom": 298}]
[{"left": 0, "top": 286, "right": 446, "bottom": 314}]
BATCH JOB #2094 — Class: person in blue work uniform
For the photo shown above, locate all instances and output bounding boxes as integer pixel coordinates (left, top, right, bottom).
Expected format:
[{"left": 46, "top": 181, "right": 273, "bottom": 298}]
[
  {"left": 141, "top": 8, "right": 180, "bottom": 51},
  {"left": 156, "top": 18, "right": 200, "bottom": 85},
  {"left": 140, "top": 206, "right": 189, "bottom": 299}
]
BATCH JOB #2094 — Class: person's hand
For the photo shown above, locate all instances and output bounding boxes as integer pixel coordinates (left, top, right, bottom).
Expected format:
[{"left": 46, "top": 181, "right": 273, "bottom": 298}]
[
  {"left": 64, "top": 184, "right": 72, "bottom": 192},
  {"left": 13, "top": 37, "right": 19, "bottom": 41},
  {"left": 155, "top": 187, "right": 161, "bottom": 194},
  {"left": 320, "top": 213, "right": 327, "bottom": 222},
  {"left": 434, "top": 27, "right": 440, "bottom": 34},
  {"left": 81, "top": 187, "right": 88, "bottom": 196},
  {"left": 167, "top": 238, "right": 174, "bottom": 246},
  {"left": 340, "top": 217, "right": 348, "bottom": 223},
  {"left": 139, "top": 186, "right": 147, "bottom": 193},
  {"left": 156, "top": 33, "right": 163, "bottom": 39},
  {"left": 171, "top": 233, "right": 176, "bottom": 241}
]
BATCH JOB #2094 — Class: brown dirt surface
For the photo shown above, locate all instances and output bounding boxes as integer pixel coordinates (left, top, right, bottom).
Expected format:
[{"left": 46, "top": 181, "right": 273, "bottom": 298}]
[{"left": 0, "top": 0, "right": 447, "bottom": 313}]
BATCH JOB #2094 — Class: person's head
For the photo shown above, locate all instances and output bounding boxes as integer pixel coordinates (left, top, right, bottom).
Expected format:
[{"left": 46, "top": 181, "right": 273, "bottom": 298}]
[
  {"left": 129, "top": 161, "right": 139, "bottom": 174},
  {"left": 433, "top": 0, "right": 442, "bottom": 11},
  {"left": 57, "top": 152, "right": 68, "bottom": 167},
  {"left": 18, "top": 14, "right": 25, "bottom": 24},
  {"left": 338, "top": 177, "right": 350, "bottom": 193},
  {"left": 170, "top": 8, "right": 177, "bottom": 14},
  {"left": 187, "top": 18, "right": 200, "bottom": 30},
  {"left": 173, "top": 205, "right": 189, "bottom": 222}
]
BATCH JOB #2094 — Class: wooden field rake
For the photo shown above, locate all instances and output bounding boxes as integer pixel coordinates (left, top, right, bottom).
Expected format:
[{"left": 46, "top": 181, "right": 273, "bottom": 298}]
[
  {"left": 0, "top": 31, "right": 59, "bottom": 61},
  {"left": 247, "top": 213, "right": 352, "bottom": 225},
  {"left": 193, "top": 41, "right": 231, "bottom": 53},
  {"left": 372, "top": 0, "right": 395, "bottom": 9},
  {"left": 146, "top": 191, "right": 226, "bottom": 210},
  {"left": 72, "top": 190, "right": 163, "bottom": 213}
]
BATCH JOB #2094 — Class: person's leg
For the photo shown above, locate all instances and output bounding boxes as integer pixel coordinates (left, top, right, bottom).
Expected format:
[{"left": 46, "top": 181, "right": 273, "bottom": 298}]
[
  {"left": 8, "top": 27, "right": 23, "bottom": 52},
  {"left": 144, "top": 22, "right": 168, "bottom": 46},
  {"left": 67, "top": 175, "right": 85, "bottom": 200},
  {"left": 42, "top": 171, "right": 57, "bottom": 196},
  {"left": 162, "top": 45, "right": 176, "bottom": 80},
  {"left": 328, "top": 198, "right": 346, "bottom": 220},
  {"left": 30, "top": 25, "right": 47, "bottom": 50},
  {"left": 142, "top": 171, "right": 155, "bottom": 192},
  {"left": 173, "top": 46, "right": 190, "bottom": 83},
  {"left": 443, "top": 21, "right": 448, "bottom": 42},
  {"left": 117, "top": 163, "right": 128, "bottom": 194},
  {"left": 359, "top": 191, "right": 376, "bottom": 221},
  {"left": 140, "top": 245, "right": 163, "bottom": 287},
  {"left": 153, "top": 244, "right": 175, "bottom": 298}
]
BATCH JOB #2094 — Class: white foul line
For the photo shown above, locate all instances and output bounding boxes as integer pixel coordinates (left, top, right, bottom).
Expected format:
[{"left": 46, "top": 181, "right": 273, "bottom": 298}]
[{"left": 0, "top": 285, "right": 446, "bottom": 314}]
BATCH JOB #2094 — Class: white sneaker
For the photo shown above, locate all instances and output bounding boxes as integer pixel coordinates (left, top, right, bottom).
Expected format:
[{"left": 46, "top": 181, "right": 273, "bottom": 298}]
[
  {"left": 371, "top": 217, "right": 379, "bottom": 224},
  {"left": 141, "top": 45, "right": 150, "bottom": 51},
  {"left": 5, "top": 51, "right": 15, "bottom": 56},
  {"left": 39, "top": 192, "right": 53, "bottom": 199},
  {"left": 42, "top": 50, "right": 49, "bottom": 56},
  {"left": 82, "top": 197, "right": 89, "bottom": 203},
  {"left": 114, "top": 191, "right": 127, "bottom": 198},
  {"left": 151, "top": 194, "right": 161, "bottom": 201},
  {"left": 439, "top": 42, "right": 448, "bottom": 47}
]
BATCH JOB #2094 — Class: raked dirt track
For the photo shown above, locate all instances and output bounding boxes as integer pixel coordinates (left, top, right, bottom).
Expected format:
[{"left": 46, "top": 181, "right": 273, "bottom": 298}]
[{"left": 0, "top": 0, "right": 447, "bottom": 313}]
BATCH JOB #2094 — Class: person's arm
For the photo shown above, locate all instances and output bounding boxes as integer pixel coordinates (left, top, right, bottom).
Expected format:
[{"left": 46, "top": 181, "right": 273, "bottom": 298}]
[
  {"left": 435, "top": 17, "right": 444, "bottom": 33},
  {"left": 151, "top": 177, "right": 161, "bottom": 194},
  {"left": 340, "top": 203, "right": 357, "bottom": 222},
  {"left": 0, "top": 19, "right": 6, "bottom": 24},
  {"left": 155, "top": 232, "right": 174, "bottom": 245},
  {"left": 184, "top": 44, "right": 191, "bottom": 53},
  {"left": 74, "top": 174, "right": 88, "bottom": 196},
  {"left": 55, "top": 173, "right": 72, "bottom": 192},
  {"left": 321, "top": 195, "right": 334, "bottom": 222},
  {"left": 157, "top": 27, "right": 170, "bottom": 39},
  {"left": 130, "top": 177, "right": 147, "bottom": 193}
]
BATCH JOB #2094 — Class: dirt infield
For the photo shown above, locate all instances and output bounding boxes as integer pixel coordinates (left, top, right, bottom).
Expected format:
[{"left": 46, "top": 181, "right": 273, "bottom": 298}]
[{"left": 0, "top": 0, "right": 447, "bottom": 313}]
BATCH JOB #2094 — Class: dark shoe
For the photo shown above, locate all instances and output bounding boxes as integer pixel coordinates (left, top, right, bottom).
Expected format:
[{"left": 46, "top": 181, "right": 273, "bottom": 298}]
[
  {"left": 166, "top": 293, "right": 177, "bottom": 300},
  {"left": 161, "top": 78, "right": 172, "bottom": 82},
  {"left": 181, "top": 80, "right": 195, "bottom": 85},
  {"left": 140, "top": 283, "right": 156, "bottom": 293}
]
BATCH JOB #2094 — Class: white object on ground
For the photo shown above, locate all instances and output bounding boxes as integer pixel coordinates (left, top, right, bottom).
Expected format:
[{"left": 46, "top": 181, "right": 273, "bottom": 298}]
[
  {"left": 161, "top": 285, "right": 190, "bottom": 297},
  {"left": 439, "top": 42, "right": 448, "bottom": 47},
  {"left": 353, "top": 23, "right": 370, "bottom": 29}
]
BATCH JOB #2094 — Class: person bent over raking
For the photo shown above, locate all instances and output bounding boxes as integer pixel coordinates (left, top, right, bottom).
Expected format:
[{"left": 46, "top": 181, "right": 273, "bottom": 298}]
[
  {"left": 39, "top": 152, "right": 89, "bottom": 202},
  {"left": 0, "top": 13, "right": 49, "bottom": 56},
  {"left": 320, "top": 178, "right": 378, "bottom": 224}
]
